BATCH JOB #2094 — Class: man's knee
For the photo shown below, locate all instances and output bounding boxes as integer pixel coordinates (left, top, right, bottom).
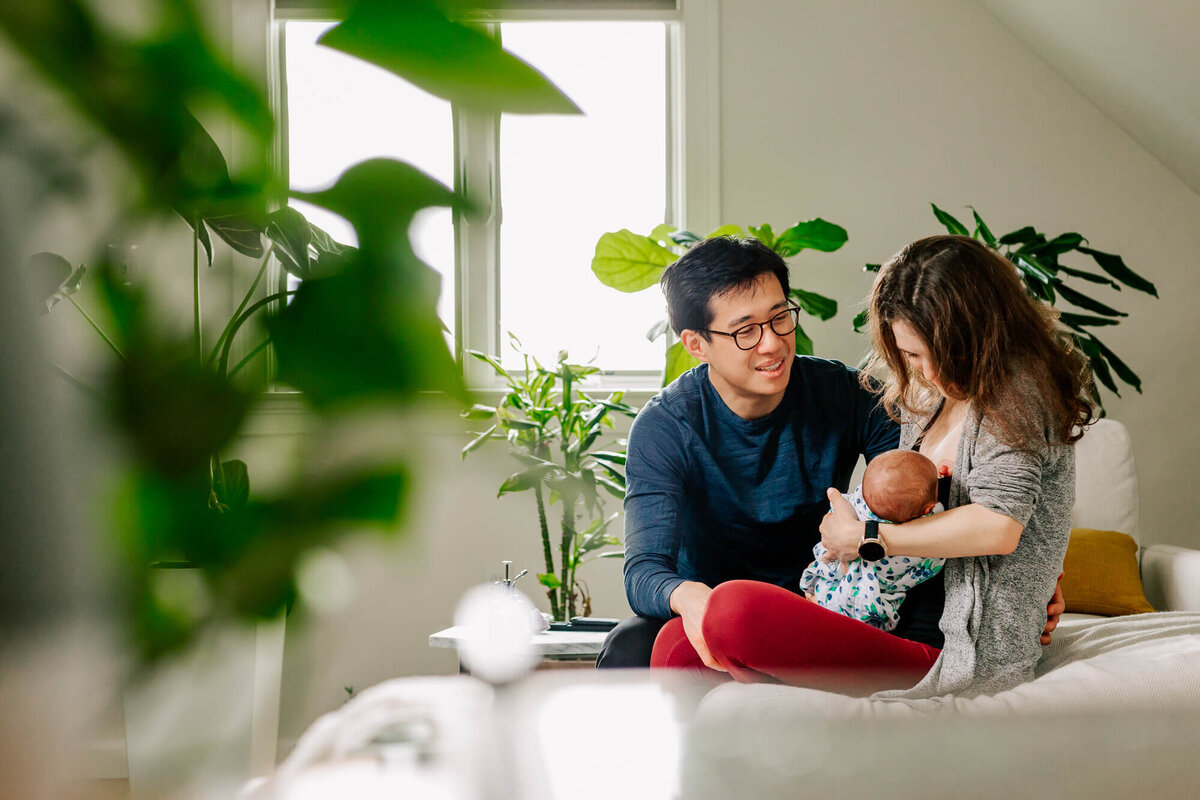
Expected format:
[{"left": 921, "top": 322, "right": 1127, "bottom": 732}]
[{"left": 595, "top": 615, "right": 668, "bottom": 669}]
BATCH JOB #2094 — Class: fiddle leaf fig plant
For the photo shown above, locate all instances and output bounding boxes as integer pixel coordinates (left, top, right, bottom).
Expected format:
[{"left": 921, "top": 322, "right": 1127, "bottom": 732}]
[
  {"left": 462, "top": 337, "right": 636, "bottom": 621},
  {"left": 592, "top": 219, "right": 849, "bottom": 385},
  {"left": 858, "top": 204, "right": 1156, "bottom": 406}
]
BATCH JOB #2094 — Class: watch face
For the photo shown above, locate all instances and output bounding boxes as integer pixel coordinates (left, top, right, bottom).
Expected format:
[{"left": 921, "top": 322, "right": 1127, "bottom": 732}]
[{"left": 858, "top": 539, "right": 886, "bottom": 562}]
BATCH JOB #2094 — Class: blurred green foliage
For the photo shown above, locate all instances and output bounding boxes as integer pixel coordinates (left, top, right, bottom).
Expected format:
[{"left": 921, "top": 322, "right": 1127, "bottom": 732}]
[{"left": 2, "top": 0, "right": 579, "bottom": 661}]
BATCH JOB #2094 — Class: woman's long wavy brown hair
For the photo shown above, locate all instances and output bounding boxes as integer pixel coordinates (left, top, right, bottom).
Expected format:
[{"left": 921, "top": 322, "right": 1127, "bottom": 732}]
[{"left": 861, "top": 235, "right": 1095, "bottom": 447}]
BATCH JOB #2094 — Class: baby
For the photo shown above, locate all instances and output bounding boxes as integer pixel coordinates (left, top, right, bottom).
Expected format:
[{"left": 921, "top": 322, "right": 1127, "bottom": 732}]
[{"left": 800, "top": 450, "right": 945, "bottom": 631}]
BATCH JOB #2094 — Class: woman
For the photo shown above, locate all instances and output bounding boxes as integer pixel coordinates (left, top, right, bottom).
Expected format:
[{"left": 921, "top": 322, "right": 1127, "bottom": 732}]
[{"left": 652, "top": 235, "right": 1090, "bottom": 699}]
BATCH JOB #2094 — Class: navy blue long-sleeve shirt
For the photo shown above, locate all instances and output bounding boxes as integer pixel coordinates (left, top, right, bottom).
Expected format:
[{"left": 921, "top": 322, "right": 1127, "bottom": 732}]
[{"left": 623, "top": 356, "right": 900, "bottom": 620}]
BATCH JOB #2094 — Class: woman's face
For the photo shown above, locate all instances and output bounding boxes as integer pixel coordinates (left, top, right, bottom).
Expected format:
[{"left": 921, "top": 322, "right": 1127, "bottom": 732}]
[{"left": 890, "top": 318, "right": 944, "bottom": 395}]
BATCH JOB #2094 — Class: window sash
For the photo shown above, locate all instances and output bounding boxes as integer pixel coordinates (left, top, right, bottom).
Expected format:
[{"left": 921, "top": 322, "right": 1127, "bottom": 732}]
[{"left": 272, "top": 1, "right": 719, "bottom": 391}]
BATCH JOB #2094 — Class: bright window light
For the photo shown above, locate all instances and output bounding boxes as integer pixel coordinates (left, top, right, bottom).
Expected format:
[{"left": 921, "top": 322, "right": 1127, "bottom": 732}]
[
  {"left": 284, "top": 21, "right": 455, "bottom": 338},
  {"left": 498, "top": 22, "right": 668, "bottom": 373}
]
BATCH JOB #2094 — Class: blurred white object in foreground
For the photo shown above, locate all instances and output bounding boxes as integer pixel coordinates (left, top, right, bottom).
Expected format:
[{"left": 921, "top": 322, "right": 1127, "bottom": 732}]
[{"left": 453, "top": 583, "right": 541, "bottom": 683}]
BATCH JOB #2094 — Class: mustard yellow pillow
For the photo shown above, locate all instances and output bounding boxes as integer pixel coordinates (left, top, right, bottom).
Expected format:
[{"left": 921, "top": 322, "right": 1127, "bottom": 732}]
[{"left": 1061, "top": 528, "right": 1155, "bottom": 616}]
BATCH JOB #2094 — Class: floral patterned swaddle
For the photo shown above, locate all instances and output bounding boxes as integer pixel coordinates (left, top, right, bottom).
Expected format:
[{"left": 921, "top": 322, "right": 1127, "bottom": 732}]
[{"left": 799, "top": 486, "right": 944, "bottom": 631}]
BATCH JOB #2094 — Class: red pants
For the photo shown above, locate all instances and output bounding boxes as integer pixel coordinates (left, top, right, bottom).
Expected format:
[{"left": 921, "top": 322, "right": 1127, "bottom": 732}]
[{"left": 650, "top": 580, "right": 940, "bottom": 695}]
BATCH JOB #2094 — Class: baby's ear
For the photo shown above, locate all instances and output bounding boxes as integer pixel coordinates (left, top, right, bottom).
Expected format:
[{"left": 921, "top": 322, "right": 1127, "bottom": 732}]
[{"left": 923, "top": 500, "right": 938, "bottom": 516}]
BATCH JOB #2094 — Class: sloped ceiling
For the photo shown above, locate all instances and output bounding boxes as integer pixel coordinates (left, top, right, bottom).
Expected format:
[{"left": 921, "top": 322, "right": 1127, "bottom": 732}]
[{"left": 976, "top": 0, "right": 1200, "bottom": 196}]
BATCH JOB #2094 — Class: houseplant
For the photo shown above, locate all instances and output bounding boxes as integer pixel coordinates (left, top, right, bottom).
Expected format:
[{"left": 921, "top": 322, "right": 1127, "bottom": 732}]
[
  {"left": 462, "top": 337, "right": 636, "bottom": 621},
  {"left": 591, "top": 219, "right": 849, "bottom": 385},
  {"left": 859, "top": 204, "right": 1158, "bottom": 406},
  {"left": 0, "top": 0, "right": 579, "bottom": 662}
]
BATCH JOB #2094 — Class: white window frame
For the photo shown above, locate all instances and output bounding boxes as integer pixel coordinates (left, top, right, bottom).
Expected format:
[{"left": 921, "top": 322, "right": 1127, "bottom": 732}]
[{"left": 269, "top": 1, "right": 720, "bottom": 394}]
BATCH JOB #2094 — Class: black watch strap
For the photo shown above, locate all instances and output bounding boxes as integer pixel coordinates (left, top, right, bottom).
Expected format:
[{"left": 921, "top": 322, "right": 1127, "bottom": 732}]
[{"left": 858, "top": 519, "right": 887, "bottom": 562}]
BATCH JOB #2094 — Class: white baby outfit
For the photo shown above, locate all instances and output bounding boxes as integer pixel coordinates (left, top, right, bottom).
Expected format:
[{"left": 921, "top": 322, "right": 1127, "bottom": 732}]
[{"left": 799, "top": 486, "right": 944, "bottom": 632}]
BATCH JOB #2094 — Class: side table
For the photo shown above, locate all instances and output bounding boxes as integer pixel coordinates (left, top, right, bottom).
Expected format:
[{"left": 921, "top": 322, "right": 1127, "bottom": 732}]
[{"left": 428, "top": 626, "right": 609, "bottom": 670}]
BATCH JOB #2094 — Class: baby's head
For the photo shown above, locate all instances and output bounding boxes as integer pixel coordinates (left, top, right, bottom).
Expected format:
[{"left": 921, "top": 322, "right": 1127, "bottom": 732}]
[{"left": 861, "top": 450, "right": 938, "bottom": 523}]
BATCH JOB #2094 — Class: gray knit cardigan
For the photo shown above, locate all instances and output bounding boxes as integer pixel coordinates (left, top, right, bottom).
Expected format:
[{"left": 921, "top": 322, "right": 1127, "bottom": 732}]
[{"left": 876, "top": 401, "right": 1075, "bottom": 703}]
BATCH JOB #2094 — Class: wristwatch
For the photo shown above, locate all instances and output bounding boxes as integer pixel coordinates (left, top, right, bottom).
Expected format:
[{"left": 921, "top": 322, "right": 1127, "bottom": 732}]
[{"left": 858, "top": 520, "right": 888, "bottom": 562}]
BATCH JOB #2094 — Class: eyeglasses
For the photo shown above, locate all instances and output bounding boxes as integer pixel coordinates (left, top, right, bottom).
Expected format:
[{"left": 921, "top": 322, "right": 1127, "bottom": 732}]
[{"left": 700, "top": 306, "right": 801, "bottom": 350}]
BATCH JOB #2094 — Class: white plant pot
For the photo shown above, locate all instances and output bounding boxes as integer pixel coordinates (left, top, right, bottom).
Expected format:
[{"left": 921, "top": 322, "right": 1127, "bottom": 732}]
[{"left": 122, "top": 616, "right": 285, "bottom": 800}]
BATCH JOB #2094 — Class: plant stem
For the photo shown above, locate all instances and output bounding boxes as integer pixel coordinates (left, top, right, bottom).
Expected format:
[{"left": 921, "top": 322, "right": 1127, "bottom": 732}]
[
  {"left": 559, "top": 490, "right": 576, "bottom": 619},
  {"left": 207, "top": 245, "right": 274, "bottom": 368},
  {"left": 227, "top": 338, "right": 271, "bottom": 378},
  {"left": 193, "top": 222, "right": 202, "bottom": 364},
  {"left": 67, "top": 296, "right": 124, "bottom": 360},
  {"left": 217, "top": 289, "right": 297, "bottom": 378},
  {"left": 534, "top": 484, "right": 560, "bottom": 620},
  {"left": 49, "top": 363, "right": 106, "bottom": 402}
]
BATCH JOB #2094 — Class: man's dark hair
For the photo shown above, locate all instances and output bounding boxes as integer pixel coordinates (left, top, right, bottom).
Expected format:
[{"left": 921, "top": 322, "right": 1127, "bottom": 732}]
[{"left": 659, "top": 236, "right": 791, "bottom": 337}]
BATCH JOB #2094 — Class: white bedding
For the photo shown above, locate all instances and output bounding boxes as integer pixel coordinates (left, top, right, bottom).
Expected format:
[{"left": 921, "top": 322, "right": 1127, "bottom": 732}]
[{"left": 696, "top": 611, "right": 1200, "bottom": 720}]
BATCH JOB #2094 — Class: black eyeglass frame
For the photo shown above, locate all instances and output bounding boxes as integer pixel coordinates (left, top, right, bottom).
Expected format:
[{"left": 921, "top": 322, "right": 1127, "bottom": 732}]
[{"left": 698, "top": 305, "right": 802, "bottom": 351}]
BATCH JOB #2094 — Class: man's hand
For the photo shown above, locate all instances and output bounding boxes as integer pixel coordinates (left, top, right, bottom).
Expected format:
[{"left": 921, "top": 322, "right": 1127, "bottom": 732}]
[
  {"left": 669, "top": 581, "right": 727, "bottom": 672},
  {"left": 1041, "top": 574, "right": 1065, "bottom": 645},
  {"left": 820, "top": 488, "right": 865, "bottom": 568}
]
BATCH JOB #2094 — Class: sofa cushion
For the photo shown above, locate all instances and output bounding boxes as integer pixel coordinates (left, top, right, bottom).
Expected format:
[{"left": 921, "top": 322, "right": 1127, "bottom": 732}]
[
  {"left": 1061, "top": 528, "right": 1155, "bottom": 616},
  {"left": 1071, "top": 418, "right": 1139, "bottom": 542}
]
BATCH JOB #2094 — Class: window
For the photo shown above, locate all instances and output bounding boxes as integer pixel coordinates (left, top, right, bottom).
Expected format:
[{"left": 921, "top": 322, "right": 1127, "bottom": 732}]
[
  {"left": 278, "top": 3, "right": 713, "bottom": 388},
  {"left": 284, "top": 21, "right": 456, "bottom": 339}
]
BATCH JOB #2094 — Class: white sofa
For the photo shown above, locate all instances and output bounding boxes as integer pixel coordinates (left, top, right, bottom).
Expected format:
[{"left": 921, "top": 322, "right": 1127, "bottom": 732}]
[
  {"left": 253, "top": 419, "right": 1200, "bottom": 800},
  {"left": 684, "top": 419, "right": 1200, "bottom": 797}
]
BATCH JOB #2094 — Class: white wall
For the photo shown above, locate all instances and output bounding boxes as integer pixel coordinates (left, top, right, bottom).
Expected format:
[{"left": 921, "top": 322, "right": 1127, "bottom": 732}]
[
  {"left": 713, "top": 0, "right": 1199, "bottom": 544},
  {"left": 258, "top": 0, "right": 1200, "bottom": 745}
]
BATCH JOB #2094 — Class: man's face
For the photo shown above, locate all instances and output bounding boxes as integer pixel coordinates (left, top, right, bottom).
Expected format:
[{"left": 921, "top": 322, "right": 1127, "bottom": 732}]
[{"left": 683, "top": 272, "right": 795, "bottom": 418}]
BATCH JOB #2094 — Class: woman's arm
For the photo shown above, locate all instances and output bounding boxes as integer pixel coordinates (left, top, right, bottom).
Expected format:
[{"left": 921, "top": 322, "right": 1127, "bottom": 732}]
[{"left": 819, "top": 489, "right": 1023, "bottom": 564}]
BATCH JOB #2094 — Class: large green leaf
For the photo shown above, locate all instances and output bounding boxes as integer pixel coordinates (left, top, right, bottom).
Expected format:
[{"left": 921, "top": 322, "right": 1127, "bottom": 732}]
[
  {"left": 930, "top": 204, "right": 969, "bottom": 237},
  {"left": 747, "top": 223, "right": 776, "bottom": 249},
  {"left": 663, "top": 341, "right": 700, "bottom": 386},
  {"left": 293, "top": 159, "right": 457, "bottom": 251},
  {"left": 1055, "top": 283, "right": 1126, "bottom": 318},
  {"left": 1076, "top": 336, "right": 1119, "bottom": 396},
  {"left": 794, "top": 322, "right": 814, "bottom": 356},
  {"left": 790, "top": 288, "right": 838, "bottom": 321},
  {"left": 706, "top": 224, "right": 744, "bottom": 238},
  {"left": 1059, "top": 312, "right": 1120, "bottom": 330},
  {"left": 1057, "top": 264, "right": 1120, "bottom": 290},
  {"left": 773, "top": 219, "right": 848, "bottom": 256},
  {"left": 1089, "top": 335, "right": 1142, "bottom": 393},
  {"left": 461, "top": 425, "right": 498, "bottom": 459},
  {"left": 320, "top": 0, "right": 580, "bottom": 115},
  {"left": 1012, "top": 253, "right": 1057, "bottom": 284},
  {"left": 591, "top": 229, "right": 679, "bottom": 292},
  {"left": 265, "top": 207, "right": 312, "bottom": 277},
  {"left": 648, "top": 223, "right": 678, "bottom": 244},
  {"left": 205, "top": 215, "right": 265, "bottom": 260},
  {"left": 1079, "top": 247, "right": 1157, "bottom": 297},
  {"left": 268, "top": 257, "right": 465, "bottom": 409},
  {"left": 969, "top": 208, "right": 996, "bottom": 247},
  {"left": 1031, "top": 232, "right": 1085, "bottom": 257},
  {"left": 997, "top": 226, "right": 1039, "bottom": 246}
]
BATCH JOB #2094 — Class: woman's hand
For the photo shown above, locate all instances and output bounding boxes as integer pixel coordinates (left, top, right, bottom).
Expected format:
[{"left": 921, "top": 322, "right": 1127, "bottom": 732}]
[
  {"left": 820, "top": 489, "right": 866, "bottom": 568},
  {"left": 1041, "top": 575, "right": 1066, "bottom": 645}
]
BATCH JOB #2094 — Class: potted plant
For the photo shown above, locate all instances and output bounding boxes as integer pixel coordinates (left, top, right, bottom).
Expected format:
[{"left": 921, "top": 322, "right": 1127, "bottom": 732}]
[
  {"left": 864, "top": 204, "right": 1158, "bottom": 406},
  {"left": 591, "top": 220, "right": 850, "bottom": 384},
  {"left": 2, "top": 0, "right": 581, "bottom": 792},
  {"left": 462, "top": 337, "right": 636, "bottom": 621}
]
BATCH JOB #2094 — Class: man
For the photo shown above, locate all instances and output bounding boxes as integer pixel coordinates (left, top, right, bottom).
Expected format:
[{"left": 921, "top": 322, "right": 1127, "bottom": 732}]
[{"left": 597, "top": 236, "right": 1061, "bottom": 670}]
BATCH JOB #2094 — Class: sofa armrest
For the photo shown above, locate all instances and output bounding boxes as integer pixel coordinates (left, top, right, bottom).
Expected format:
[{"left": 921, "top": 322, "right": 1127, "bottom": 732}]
[{"left": 1141, "top": 545, "right": 1200, "bottom": 612}]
